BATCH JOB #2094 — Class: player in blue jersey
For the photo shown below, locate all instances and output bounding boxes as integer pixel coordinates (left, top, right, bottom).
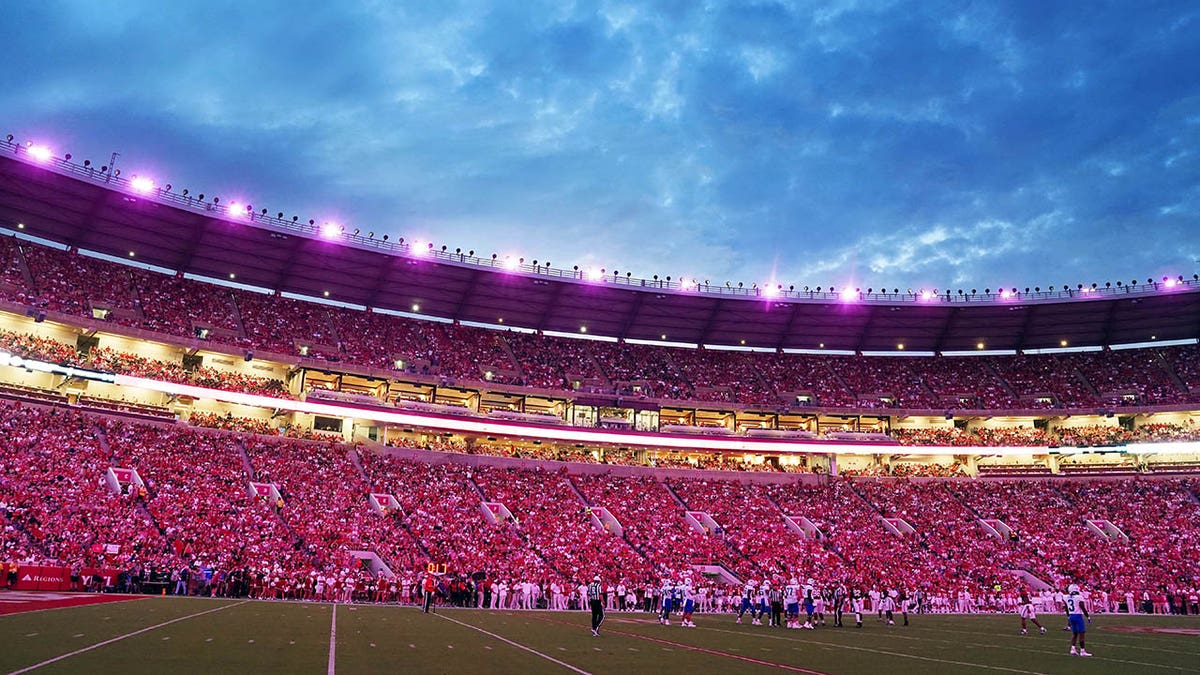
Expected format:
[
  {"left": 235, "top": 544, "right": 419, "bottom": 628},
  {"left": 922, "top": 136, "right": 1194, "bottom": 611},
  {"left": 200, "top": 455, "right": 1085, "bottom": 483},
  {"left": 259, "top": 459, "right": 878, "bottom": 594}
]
[
  {"left": 680, "top": 583, "right": 696, "bottom": 627},
  {"left": 758, "top": 582, "right": 771, "bottom": 624},
  {"left": 659, "top": 578, "right": 674, "bottom": 625},
  {"left": 736, "top": 583, "right": 757, "bottom": 624},
  {"left": 1064, "top": 584, "right": 1092, "bottom": 657},
  {"left": 784, "top": 579, "right": 801, "bottom": 629},
  {"left": 801, "top": 579, "right": 817, "bottom": 629}
]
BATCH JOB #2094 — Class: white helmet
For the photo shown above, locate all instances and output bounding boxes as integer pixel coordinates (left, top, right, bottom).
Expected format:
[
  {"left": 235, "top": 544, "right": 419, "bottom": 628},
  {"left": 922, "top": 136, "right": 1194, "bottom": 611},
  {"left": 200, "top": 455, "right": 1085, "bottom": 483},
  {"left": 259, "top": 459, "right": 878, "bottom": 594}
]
[
  {"left": 593, "top": 575, "right": 601, "bottom": 582},
  {"left": 1068, "top": 584, "right": 1080, "bottom": 594},
  {"left": 807, "top": 578, "right": 815, "bottom": 585}
]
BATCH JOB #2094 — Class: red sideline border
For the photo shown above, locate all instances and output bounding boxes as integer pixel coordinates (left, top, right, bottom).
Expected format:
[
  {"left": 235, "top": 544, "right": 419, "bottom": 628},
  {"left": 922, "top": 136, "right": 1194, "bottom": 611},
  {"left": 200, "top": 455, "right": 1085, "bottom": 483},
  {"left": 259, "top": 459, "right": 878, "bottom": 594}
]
[{"left": 0, "top": 591, "right": 144, "bottom": 616}]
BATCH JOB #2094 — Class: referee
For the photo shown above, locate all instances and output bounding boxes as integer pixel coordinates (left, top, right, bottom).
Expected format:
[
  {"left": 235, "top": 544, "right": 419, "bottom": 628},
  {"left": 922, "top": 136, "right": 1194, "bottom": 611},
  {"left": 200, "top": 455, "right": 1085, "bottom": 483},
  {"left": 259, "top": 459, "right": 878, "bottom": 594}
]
[
  {"left": 769, "top": 585, "right": 784, "bottom": 627},
  {"left": 588, "top": 575, "right": 605, "bottom": 636}
]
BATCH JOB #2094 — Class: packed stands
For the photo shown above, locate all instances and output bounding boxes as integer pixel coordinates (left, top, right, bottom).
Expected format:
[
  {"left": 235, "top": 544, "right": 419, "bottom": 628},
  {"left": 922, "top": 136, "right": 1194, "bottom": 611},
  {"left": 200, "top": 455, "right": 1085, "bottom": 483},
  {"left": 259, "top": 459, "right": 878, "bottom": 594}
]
[
  {"left": 3, "top": 236, "right": 1200, "bottom": 414},
  {"left": 471, "top": 466, "right": 655, "bottom": 581},
  {"left": 2, "top": 398, "right": 1200, "bottom": 607}
]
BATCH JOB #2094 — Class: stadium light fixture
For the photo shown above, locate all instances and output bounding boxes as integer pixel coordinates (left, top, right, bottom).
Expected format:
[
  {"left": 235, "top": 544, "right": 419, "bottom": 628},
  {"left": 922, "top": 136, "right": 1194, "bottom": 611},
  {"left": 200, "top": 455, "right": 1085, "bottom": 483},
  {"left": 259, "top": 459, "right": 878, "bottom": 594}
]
[
  {"left": 919, "top": 290, "right": 933, "bottom": 301},
  {"left": 762, "top": 284, "right": 780, "bottom": 298},
  {"left": 228, "top": 202, "right": 244, "bottom": 218},
  {"left": 320, "top": 222, "right": 342, "bottom": 239},
  {"left": 839, "top": 287, "right": 857, "bottom": 302},
  {"left": 502, "top": 256, "right": 520, "bottom": 271},
  {"left": 586, "top": 267, "right": 603, "bottom": 282},
  {"left": 129, "top": 176, "right": 155, "bottom": 194},
  {"left": 27, "top": 144, "right": 53, "bottom": 162},
  {"left": 1164, "top": 277, "right": 1178, "bottom": 289}
]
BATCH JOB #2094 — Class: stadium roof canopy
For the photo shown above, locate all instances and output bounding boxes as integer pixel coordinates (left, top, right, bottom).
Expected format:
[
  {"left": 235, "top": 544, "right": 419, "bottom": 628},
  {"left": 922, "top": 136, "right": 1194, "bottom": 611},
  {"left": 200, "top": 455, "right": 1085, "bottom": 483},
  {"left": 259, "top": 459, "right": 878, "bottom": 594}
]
[{"left": 0, "top": 146, "right": 1197, "bottom": 353}]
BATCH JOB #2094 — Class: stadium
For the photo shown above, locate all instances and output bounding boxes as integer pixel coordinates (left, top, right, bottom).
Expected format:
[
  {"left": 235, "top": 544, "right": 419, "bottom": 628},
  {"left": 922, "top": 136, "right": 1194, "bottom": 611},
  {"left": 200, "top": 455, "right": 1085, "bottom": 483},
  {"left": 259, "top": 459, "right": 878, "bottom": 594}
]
[
  {"left": 4, "top": 3, "right": 1200, "bottom": 673},
  {"left": 1, "top": 133, "right": 1199, "bottom": 673}
]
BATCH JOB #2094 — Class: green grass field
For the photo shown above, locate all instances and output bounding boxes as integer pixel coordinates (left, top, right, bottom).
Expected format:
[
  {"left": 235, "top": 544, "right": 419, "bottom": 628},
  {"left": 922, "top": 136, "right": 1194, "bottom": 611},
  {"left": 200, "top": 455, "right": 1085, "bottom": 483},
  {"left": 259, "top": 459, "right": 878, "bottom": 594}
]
[{"left": 2, "top": 597, "right": 1198, "bottom": 674}]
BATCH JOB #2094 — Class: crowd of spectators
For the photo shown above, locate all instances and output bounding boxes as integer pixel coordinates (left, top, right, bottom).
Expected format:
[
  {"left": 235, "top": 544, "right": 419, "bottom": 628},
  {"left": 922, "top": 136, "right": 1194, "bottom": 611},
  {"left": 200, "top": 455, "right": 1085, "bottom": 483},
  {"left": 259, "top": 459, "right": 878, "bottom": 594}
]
[
  {"left": 3, "top": 397, "right": 1200, "bottom": 608},
  {"left": 243, "top": 437, "right": 428, "bottom": 575},
  {"left": 0, "top": 403, "right": 169, "bottom": 569},
  {"left": 360, "top": 453, "right": 552, "bottom": 581},
  {"left": 4, "top": 237, "right": 1200, "bottom": 415},
  {"left": 471, "top": 465, "right": 655, "bottom": 581},
  {"left": 668, "top": 477, "right": 843, "bottom": 579},
  {"left": 0, "top": 329, "right": 290, "bottom": 398},
  {"left": 571, "top": 474, "right": 745, "bottom": 576}
]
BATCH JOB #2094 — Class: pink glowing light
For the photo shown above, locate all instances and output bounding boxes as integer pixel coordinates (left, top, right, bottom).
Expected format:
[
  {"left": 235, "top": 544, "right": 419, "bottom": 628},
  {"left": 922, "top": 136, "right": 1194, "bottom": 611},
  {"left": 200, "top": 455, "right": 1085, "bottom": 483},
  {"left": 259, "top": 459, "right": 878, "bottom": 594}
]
[
  {"left": 228, "top": 202, "right": 244, "bottom": 218},
  {"left": 919, "top": 289, "right": 933, "bottom": 301},
  {"left": 502, "top": 256, "right": 520, "bottom": 271},
  {"left": 320, "top": 222, "right": 342, "bottom": 239},
  {"left": 410, "top": 240, "right": 428, "bottom": 256},
  {"left": 1165, "top": 278, "right": 1178, "bottom": 289},
  {"left": 129, "top": 176, "right": 155, "bottom": 193},
  {"left": 999, "top": 288, "right": 1010, "bottom": 299},
  {"left": 840, "top": 287, "right": 858, "bottom": 302},
  {"left": 762, "top": 284, "right": 780, "bottom": 298},
  {"left": 27, "top": 145, "right": 53, "bottom": 162},
  {"left": 586, "top": 267, "right": 603, "bottom": 282}
]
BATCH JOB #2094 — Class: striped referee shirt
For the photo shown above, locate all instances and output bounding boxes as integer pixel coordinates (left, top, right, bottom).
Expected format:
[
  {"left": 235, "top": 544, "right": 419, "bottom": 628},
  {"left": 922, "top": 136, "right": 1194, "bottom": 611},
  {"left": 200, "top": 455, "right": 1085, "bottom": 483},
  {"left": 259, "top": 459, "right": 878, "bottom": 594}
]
[{"left": 588, "top": 582, "right": 603, "bottom": 601}]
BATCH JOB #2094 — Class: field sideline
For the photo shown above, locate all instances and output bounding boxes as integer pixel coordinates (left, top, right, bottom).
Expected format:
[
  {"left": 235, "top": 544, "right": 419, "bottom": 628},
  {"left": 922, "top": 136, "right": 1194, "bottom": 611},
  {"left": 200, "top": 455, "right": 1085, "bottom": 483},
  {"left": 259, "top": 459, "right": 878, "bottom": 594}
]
[{"left": 1, "top": 595, "right": 1198, "bottom": 674}]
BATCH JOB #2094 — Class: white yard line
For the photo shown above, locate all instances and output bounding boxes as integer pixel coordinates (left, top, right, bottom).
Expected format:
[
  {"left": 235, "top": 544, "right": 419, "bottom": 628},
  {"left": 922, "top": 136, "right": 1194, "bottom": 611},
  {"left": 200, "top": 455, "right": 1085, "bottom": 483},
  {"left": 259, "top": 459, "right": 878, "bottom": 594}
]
[
  {"left": 7, "top": 600, "right": 249, "bottom": 675},
  {"left": 433, "top": 612, "right": 592, "bottom": 675},
  {"left": 327, "top": 603, "right": 337, "bottom": 675}
]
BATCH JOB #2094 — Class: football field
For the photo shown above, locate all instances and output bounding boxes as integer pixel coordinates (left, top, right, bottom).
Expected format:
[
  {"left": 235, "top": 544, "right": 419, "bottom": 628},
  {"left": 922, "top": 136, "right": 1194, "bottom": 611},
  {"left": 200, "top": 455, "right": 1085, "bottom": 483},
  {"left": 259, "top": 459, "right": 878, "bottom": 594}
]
[{"left": 2, "top": 594, "right": 1197, "bottom": 674}]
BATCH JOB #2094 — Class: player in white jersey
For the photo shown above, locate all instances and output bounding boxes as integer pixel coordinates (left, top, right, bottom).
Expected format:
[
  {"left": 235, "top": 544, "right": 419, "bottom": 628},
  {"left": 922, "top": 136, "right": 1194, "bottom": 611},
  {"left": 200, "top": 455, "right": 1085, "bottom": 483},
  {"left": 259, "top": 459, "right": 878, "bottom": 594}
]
[
  {"left": 1017, "top": 589, "right": 1046, "bottom": 635},
  {"left": 879, "top": 591, "right": 897, "bottom": 625},
  {"left": 784, "top": 580, "right": 801, "bottom": 629},
  {"left": 850, "top": 589, "right": 865, "bottom": 628},
  {"left": 1064, "top": 584, "right": 1092, "bottom": 656},
  {"left": 680, "top": 584, "right": 696, "bottom": 627}
]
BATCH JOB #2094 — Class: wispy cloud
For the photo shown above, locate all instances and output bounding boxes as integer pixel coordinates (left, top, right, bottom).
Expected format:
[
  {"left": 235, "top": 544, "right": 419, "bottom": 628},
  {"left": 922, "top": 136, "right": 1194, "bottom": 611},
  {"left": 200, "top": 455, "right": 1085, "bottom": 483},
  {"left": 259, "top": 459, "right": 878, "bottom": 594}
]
[{"left": 2, "top": 0, "right": 1197, "bottom": 290}]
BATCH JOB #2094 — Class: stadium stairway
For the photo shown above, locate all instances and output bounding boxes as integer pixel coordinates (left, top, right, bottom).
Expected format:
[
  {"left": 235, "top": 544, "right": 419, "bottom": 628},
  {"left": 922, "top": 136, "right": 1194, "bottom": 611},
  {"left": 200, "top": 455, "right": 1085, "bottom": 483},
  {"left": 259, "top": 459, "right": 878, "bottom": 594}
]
[
  {"left": 1186, "top": 484, "right": 1200, "bottom": 505},
  {"left": 565, "top": 475, "right": 654, "bottom": 565},
  {"left": 234, "top": 439, "right": 258, "bottom": 480},
  {"left": 665, "top": 480, "right": 765, "bottom": 577},
  {"left": 345, "top": 443, "right": 376, "bottom": 484},
  {"left": 467, "top": 474, "right": 568, "bottom": 581},
  {"left": 945, "top": 484, "right": 987, "bottom": 519}
]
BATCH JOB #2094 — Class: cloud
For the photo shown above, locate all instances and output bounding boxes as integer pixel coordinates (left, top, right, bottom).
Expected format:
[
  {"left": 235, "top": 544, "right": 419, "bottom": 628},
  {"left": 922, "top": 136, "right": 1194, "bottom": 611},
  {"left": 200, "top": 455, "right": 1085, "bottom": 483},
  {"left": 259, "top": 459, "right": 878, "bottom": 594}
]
[{"left": 2, "top": 0, "right": 1198, "bottom": 291}]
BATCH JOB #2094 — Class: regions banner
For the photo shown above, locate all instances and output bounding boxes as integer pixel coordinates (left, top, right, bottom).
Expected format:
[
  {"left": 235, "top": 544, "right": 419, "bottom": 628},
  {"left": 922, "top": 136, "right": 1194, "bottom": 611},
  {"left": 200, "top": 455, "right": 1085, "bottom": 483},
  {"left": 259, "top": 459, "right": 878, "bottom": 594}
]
[{"left": 10, "top": 565, "right": 120, "bottom": 591}]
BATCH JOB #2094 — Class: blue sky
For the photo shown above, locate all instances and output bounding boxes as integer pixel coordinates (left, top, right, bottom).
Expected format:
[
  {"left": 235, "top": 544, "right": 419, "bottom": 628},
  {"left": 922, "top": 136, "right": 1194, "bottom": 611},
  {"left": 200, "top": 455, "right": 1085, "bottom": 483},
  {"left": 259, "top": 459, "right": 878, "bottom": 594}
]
[{"left": 4, "top": 0, "right": 1198, "bottom": 290}]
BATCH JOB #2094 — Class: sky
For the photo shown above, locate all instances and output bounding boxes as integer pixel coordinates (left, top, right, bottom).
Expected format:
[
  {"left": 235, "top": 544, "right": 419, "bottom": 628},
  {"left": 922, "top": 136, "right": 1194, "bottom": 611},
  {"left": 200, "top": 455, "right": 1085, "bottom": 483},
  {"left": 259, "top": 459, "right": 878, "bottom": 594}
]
[{"left": 3, "top": 0, "right": 1199, "bottom": 291}]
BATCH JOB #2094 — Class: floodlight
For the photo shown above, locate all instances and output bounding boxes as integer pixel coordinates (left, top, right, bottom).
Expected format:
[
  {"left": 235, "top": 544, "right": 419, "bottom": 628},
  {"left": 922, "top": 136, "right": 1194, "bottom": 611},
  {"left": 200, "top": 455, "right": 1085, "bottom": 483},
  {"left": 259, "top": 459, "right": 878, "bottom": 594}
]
[{"left": 130, "top": 176, "right": 155, "bottom": 193}]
